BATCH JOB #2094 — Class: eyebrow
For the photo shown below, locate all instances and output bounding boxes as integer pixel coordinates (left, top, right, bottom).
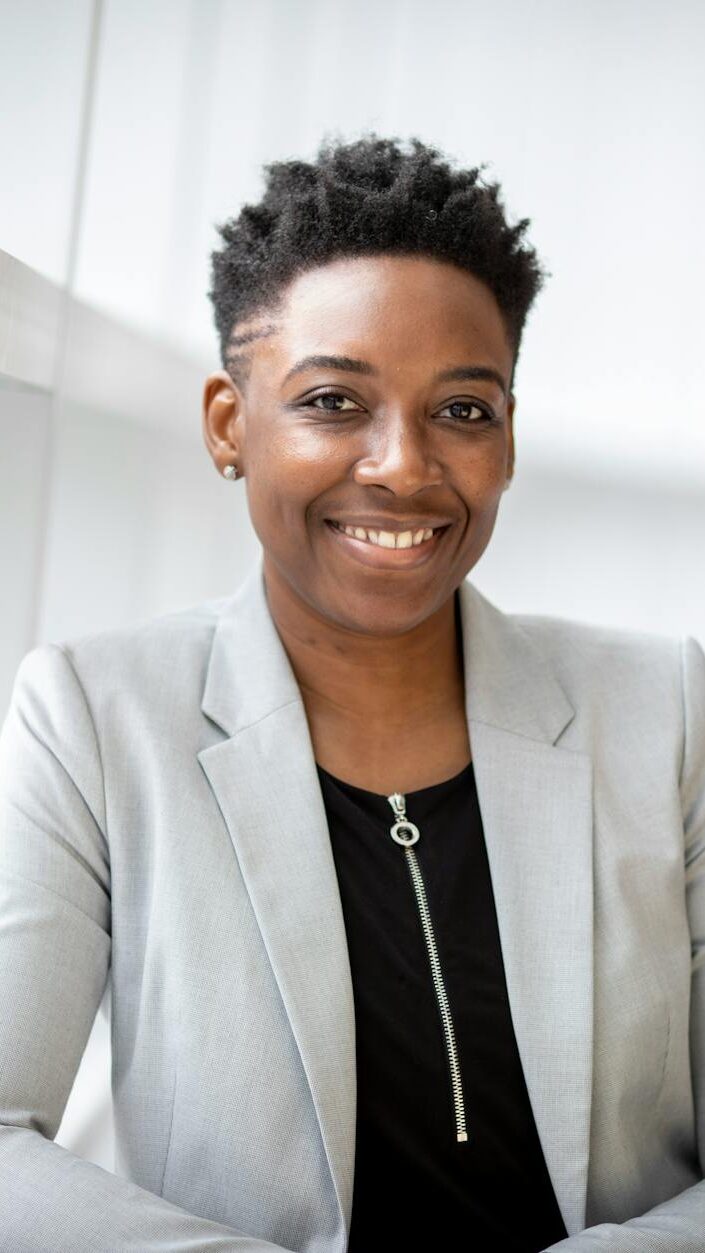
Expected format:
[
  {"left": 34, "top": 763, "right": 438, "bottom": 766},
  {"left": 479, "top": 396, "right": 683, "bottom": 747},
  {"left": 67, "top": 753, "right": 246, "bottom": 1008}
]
[{"left": 282, "top": 354, "right": 507, "bottom": 397}]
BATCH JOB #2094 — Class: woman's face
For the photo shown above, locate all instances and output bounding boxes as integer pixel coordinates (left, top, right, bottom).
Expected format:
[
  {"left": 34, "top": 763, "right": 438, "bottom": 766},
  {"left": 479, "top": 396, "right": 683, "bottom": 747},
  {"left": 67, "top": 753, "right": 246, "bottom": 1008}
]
[{"left": 203, "top": 253, "right": 516, "bottom": 635}]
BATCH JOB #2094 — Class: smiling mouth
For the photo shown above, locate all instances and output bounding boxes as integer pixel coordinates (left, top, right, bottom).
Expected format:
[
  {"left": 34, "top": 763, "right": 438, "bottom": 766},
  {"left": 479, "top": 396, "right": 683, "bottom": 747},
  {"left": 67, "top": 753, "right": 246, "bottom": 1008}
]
[
  {"left": 324, "top": 518, "right": 451, "bottom": 567},
  {"left": 325, "top": 519, "right": 449, "bottom": 550}
]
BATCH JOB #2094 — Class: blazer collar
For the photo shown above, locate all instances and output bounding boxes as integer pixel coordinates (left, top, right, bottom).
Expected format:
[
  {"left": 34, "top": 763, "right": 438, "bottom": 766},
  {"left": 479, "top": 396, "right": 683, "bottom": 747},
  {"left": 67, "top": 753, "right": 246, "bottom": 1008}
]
[
  {"left": 199, "top": 553, "right": 593, "bottom": 1242},
  {"left": 201, "top": 551, "right": 576, "bottom": 746}
]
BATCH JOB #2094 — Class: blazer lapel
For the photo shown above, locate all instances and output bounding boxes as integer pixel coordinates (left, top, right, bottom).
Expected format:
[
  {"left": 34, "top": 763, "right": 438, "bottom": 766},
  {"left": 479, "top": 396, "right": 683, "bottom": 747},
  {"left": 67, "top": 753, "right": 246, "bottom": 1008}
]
[
  {"left": 458, "top": 578, "right": 594, "bottom": 1237},
  {"left": 197, "top": 559, "right": 358, "bottom": 1239},
  {"left": 198, "top": 555, "right": 594, "bottom": 1241}
]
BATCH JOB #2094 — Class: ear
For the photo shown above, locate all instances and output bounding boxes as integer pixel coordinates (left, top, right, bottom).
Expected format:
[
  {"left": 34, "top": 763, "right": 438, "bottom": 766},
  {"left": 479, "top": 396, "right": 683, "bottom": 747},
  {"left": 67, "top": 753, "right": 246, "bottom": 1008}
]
[
  {"left": 503, "top": 392, "right": 516, "bottom": 490},
  {"left": 202, "top": 370, "right": 245, "bottom": 477}
]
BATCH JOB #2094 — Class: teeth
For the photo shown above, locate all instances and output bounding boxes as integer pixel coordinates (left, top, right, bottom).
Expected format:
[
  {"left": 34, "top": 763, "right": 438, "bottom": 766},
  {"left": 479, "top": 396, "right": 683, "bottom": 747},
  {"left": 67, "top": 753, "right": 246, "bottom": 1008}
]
[{"left": 334, "top": 522, "right": 437, "bottom": 548}]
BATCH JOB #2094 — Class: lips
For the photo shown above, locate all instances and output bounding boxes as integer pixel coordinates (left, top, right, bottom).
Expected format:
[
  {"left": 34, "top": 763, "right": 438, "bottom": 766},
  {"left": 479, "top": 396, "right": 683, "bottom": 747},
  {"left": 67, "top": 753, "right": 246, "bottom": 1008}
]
[
  {"left": 324, "top": 517, "right": 450, "bottom": 569},
  {"left": 325, "top": 516, "right": 453, "bottom": 532},
  {"left": 328, "top": 519, "right": 442, "bottom": 548}
]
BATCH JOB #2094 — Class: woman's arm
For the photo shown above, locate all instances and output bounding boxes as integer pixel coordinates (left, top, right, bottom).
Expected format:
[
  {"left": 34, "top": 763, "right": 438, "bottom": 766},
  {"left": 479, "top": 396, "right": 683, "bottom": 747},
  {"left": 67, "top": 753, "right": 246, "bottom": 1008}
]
[
  {"left": 542, "top": 633, "right": 705, "bottom": 1250},
  {"left": 0, "top": 644, "right": 296, "bottom": 1253}
]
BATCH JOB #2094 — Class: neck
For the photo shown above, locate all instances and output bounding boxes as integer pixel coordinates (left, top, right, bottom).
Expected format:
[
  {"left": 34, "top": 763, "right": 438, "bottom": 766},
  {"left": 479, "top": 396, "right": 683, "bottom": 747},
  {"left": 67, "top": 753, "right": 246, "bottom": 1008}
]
[{"left": 262, "top": 560, "right": 465, "bottom": 730}]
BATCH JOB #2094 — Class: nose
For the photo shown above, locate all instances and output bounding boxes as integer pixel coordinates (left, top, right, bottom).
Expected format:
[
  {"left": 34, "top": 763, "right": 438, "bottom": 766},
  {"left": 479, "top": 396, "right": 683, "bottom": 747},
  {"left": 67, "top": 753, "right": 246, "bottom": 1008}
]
[{"left": 352, "top": 409, "right": 444, "bottom": 495}]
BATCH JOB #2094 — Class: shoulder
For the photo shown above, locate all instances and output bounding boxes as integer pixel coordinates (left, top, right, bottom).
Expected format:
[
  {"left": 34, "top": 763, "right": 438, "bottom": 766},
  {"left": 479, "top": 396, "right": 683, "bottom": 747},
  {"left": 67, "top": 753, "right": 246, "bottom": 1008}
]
[
  {"left": 513, "top": 606, "right": 698, "bottom": 710},
  {"left": 504, "top": 605, "right": 705, "bottom": 758},
  {"left": 9, "top": 593, "right": 234, "bottom": 722},
  {"left": 511, "top": 605, "right": 685, "bottom": 675},
  {"left": 463, "top": 577, "right": 695, "bottom": 698}
]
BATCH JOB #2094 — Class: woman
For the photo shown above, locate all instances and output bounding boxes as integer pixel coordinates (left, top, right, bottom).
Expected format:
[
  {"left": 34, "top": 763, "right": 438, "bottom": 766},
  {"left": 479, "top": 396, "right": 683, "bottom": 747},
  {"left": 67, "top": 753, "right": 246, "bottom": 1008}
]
[{"left": 0, "top": 134, "right": 703, "bottom": 1252}]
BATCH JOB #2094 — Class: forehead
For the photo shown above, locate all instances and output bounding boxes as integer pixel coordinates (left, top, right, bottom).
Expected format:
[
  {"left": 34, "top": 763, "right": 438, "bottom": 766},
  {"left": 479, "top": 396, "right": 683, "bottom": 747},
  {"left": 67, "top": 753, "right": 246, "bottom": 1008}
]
[{"left": 248, "top": 254, "right": 513, "bottom": 377}]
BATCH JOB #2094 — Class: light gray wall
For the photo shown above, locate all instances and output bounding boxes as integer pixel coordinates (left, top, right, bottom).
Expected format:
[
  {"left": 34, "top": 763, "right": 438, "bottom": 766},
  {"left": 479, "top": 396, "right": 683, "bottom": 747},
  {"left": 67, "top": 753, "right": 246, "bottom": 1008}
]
[{"left": 1, "top": 0, "right": 703, "bottom": 1180}]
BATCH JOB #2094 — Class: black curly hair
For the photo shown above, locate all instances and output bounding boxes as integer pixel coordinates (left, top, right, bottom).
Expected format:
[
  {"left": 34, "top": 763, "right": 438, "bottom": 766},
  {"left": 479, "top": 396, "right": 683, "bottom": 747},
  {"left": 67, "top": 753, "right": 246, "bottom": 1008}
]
[{"left": 208, "top": 131, "right": 548, "bottom": 395}]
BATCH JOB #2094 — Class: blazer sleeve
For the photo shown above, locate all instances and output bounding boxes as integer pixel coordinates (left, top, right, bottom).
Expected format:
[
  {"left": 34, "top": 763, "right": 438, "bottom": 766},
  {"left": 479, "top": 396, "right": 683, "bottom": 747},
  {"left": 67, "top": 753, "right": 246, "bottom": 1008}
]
[
  {"left": 0, "top": 644, "right": 296, "bottom": 1253},
  {"left": 543, "top": 633, "right": 705, "bottom": 1252}
]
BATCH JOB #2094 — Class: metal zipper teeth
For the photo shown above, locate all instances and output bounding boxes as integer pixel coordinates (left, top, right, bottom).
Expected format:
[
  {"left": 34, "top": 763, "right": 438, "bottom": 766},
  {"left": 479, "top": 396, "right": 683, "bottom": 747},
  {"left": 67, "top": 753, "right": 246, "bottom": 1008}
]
[{"left": 387, "top": 792, "right": 469, "bottom": 1145}]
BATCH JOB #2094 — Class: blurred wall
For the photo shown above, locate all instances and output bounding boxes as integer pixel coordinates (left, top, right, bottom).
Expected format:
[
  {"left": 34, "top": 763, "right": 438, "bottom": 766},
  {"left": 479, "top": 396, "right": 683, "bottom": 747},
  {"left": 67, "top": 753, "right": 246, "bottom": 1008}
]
[{"left": 1, "top": 0, "right": 703, "bottom": 1176}]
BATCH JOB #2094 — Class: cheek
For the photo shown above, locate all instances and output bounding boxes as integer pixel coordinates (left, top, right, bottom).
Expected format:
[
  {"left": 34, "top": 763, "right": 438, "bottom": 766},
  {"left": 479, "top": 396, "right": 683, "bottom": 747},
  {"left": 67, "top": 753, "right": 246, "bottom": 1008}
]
[
  {"left": 249, "top": 415, "right": 342, "bottom": 476},
  {"left": 243, "top": 428, "right": 345, "bottom": 533},
  {"left": 282, "top": 426, "right": 352, "bottom": 482},
  {"left": 451, "top": 440, "right": 508, "bottom": 495}
]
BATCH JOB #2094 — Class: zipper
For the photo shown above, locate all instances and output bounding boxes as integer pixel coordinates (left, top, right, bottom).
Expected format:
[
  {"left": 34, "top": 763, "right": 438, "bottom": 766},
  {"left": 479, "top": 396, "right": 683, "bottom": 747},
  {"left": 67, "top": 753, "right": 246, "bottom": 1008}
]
[{"left": 386, "top": 791, "right": 469, "bottom": 1145}]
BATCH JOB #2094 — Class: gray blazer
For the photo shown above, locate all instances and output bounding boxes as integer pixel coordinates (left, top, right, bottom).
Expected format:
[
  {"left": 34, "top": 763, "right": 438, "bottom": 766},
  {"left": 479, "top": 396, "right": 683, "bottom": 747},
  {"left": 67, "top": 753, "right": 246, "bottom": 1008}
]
[{"left": 1, "top": 553, "right": 704, "bottom": 1252}]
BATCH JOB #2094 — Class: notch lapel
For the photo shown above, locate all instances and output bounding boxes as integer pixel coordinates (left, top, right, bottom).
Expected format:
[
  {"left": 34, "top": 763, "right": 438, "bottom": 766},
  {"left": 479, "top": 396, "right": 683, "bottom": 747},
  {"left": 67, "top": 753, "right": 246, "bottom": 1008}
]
[
  {"left": 198, "top": 556, "right": 594, "bottom": 1241},
  {"left": 197, "top": 560, "right": 358, "bottom": 1239},
  {"left": 458, "top": 578, "right": 594, "bottom": 1237}
]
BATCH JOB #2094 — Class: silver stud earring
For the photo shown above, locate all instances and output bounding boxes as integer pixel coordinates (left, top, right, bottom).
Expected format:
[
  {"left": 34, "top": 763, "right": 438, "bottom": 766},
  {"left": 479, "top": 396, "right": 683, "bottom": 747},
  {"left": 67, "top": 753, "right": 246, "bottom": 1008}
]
[{"left": 223, "top": 464, "right": 240, "bottom": 480}]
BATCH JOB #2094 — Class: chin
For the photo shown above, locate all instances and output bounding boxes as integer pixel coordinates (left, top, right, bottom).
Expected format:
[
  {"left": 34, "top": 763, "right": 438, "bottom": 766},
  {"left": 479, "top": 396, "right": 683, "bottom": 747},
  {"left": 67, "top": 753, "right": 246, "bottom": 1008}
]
[{"left": 320, "top": 579, "right": 450, "bottom": 635}]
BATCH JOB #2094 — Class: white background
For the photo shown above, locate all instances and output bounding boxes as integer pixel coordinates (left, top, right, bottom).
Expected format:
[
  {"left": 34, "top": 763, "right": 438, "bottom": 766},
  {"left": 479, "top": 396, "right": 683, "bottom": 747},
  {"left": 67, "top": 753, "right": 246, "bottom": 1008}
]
[{"left": 1, "top": 0, "right": 703, "bottom": 1175}]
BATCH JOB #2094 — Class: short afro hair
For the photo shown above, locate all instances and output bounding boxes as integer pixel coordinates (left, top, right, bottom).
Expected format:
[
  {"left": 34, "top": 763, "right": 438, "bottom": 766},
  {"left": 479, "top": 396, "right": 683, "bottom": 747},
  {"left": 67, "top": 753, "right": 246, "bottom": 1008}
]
[{"left": 208, "top": 131, "right": 548, "bottom": 393}]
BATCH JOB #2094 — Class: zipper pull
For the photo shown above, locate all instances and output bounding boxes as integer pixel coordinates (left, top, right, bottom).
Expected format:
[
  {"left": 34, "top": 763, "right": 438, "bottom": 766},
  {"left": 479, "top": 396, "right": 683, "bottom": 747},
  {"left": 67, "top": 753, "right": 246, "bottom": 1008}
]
[{"left": 387, "top": 792, "right": 421, "bottom": 847}]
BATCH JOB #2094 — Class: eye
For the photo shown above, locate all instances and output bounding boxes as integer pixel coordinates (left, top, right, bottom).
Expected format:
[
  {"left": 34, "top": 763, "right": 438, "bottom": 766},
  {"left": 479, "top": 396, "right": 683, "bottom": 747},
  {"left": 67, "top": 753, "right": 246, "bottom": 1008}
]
[
  {"left": 298, "top": 390, "right": 495, "bottom": 422},
  {"left": 303, "top": 391, "right": 361, "bottom": 413},
  {"left": 437, "top": 399, "right": 494, "bottom": 423}
]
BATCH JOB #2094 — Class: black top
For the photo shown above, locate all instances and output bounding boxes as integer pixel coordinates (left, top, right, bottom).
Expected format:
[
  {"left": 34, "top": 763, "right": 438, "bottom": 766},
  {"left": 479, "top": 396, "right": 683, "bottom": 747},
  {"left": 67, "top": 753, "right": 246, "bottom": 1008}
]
[{"left": 316, "top": 758, "right": 569, "bottom": 1253}]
